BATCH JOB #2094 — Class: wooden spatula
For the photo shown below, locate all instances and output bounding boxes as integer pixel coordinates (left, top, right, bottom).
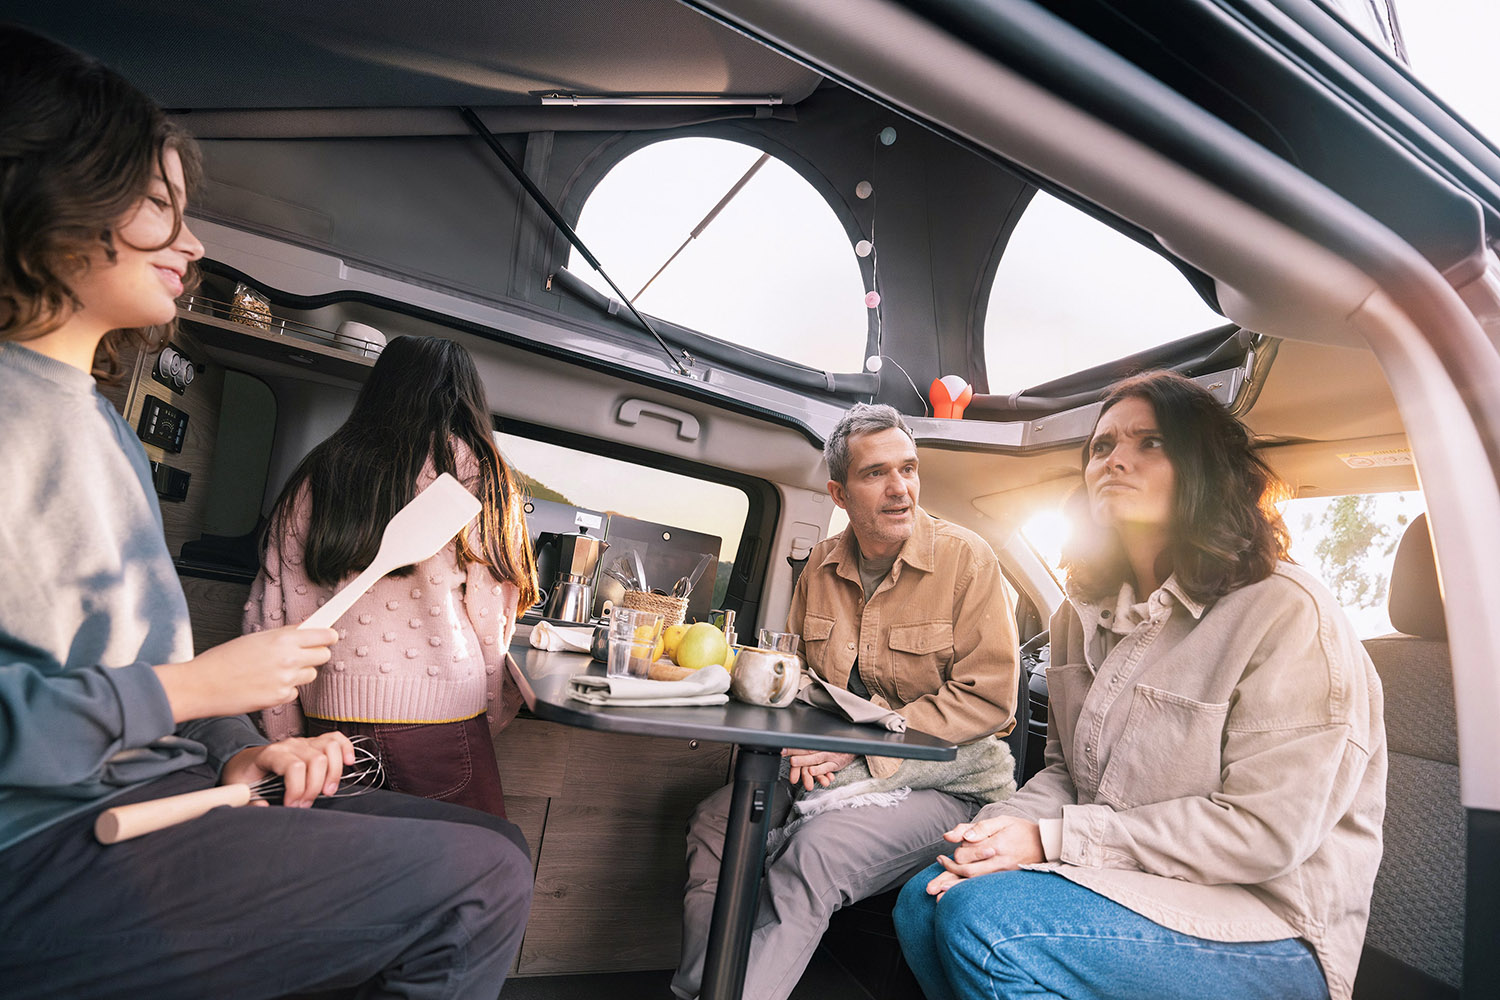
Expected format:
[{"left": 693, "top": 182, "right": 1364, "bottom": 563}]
[{"left": 299, "top": 473, "right": 481, "bottom": 631}]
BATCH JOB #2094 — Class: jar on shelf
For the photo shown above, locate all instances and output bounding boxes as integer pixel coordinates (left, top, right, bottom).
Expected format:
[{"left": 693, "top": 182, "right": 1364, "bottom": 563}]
[{"left": 228, "top": 282, "right": 273, "bottom": 331}]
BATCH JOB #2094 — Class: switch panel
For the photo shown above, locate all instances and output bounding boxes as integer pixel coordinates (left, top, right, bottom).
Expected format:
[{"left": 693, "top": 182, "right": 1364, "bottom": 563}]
[
  {"left": 149, "top": 461, "right": 190, "bottom": 502},
  {"left": 137, "top": 396, "right": 188, "bottom": 453}
]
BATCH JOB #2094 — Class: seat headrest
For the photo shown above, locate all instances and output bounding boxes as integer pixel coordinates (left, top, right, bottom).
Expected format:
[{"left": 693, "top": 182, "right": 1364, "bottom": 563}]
[{"left": 1388, "top": 513, "right": 1446, "bottom": 639}]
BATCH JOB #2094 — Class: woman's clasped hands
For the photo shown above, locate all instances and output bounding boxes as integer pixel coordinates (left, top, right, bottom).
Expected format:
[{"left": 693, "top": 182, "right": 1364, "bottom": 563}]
[{"left": 926, "top": 814, "right": 1045, "bottom": 900}]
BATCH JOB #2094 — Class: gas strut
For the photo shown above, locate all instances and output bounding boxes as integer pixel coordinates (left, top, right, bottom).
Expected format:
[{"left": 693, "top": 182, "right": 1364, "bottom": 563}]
[{"left": 457, "top": 106, "right": 693, "bottom": 377}]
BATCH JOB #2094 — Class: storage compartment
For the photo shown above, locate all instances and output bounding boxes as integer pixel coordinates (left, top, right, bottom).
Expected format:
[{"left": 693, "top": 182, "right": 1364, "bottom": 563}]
[{"left": 493, "top": 717, "right": 733, "bottom": 975}]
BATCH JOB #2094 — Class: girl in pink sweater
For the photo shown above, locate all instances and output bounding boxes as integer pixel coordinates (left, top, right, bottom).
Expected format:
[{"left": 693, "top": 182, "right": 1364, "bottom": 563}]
[{"left": 246, "top": 335, "right": 539, "bottom": 818}]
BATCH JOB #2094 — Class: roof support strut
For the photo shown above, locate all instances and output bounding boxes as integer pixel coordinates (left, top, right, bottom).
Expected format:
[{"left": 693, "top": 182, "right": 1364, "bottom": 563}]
[{"left": 457, "top": 105, "right": 693, "bottom": 376}]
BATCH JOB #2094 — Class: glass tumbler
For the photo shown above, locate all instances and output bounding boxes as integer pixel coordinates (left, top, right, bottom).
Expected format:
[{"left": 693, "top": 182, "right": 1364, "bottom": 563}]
[
  {"left": 756, "top": 629, "right": 801, "bottom": 655},
  {"left": 607, "top": 608, "right": 663, "bottom": 679}
]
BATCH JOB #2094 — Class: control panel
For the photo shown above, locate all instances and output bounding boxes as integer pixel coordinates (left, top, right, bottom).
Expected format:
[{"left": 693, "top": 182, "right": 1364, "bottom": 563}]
[
  {"left": 150, "top": 345, "right": 197, "bottom": 394},
  {"left": 137, "top": 395, "right": 188, "bottom": 453}
]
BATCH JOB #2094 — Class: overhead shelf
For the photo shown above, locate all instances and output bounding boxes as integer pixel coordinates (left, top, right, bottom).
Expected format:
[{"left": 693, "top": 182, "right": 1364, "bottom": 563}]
[{"left": 176, "top": 298, "right": 375, "bottom": 384}]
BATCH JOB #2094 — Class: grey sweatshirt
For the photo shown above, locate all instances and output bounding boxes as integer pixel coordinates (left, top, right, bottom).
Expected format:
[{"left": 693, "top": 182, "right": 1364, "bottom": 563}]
[{"left": 0, "top": 343, "right": 264, "bottom": 853}]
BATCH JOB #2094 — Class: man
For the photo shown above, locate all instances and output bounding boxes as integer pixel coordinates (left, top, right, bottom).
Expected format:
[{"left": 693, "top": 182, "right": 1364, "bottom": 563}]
[{"left": 672, "top": 403, "right": 1019, "bottom": 1000}]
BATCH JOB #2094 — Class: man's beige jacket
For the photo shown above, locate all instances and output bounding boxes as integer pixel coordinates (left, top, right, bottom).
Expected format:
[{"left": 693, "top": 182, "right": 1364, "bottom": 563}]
[
  {"left": 788, "top": 507, "right": 1018, "bottom": 779},
  {"left": 979, "top": 563, "right": 1386, "bottom": 1000}
]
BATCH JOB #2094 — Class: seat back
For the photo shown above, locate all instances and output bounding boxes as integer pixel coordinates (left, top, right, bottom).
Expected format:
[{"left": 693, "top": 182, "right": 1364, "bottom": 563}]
[{"left": 1355, "top": 513, "right": 1463, "bottom": 998}]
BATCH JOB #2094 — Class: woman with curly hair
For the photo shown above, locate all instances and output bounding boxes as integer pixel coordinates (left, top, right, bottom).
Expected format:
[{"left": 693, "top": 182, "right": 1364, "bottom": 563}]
[
  {"left": 893, "top": 370, "right": 1386, "bottom": 1000},
  {"left": 0, "top": 24, "right": 530, "bottom": 999}
]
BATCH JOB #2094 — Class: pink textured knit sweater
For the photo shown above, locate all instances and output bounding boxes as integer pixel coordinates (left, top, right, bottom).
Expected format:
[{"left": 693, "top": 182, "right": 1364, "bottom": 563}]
[{"left": 246, "top": 443, "right": 522, "bottom": 741}]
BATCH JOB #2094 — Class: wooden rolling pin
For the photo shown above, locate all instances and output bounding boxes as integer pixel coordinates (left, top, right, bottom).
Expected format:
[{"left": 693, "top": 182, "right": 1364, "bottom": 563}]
[{"left": 95, "top": 783, "right": 252, "bottom": 845}]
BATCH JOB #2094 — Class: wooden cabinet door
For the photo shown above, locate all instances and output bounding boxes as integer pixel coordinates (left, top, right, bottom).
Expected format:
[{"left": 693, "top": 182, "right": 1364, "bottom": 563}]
[{"left": 494, "top": 718, "right": 732, "bottom": 975}]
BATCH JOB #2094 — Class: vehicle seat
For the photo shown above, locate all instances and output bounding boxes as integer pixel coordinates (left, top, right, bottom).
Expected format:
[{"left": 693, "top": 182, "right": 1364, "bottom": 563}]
[{"left": 1353, "top": 513, "right": 1462, "bottom": 1000}]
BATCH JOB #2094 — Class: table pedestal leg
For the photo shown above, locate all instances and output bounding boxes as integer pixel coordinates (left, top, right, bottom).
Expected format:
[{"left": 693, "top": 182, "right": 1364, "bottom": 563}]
[{"left": 701, "top": 745, "right": 782, "bottom": 1000}]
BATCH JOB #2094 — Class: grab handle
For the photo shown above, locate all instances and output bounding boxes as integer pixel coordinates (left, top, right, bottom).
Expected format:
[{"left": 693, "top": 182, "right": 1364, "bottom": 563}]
[{"left": 617, "top": 399, "right": 701, "bottom": 441}]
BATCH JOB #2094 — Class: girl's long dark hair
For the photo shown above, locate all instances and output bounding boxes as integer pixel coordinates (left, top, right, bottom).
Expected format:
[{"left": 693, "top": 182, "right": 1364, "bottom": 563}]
[
  {"left": 267, "top": 335, "right": 538, "bottom": 610},
  {"left": 0, "top": 24, "right": 201, "bottom": 382},
  {"left": 1061, "top": 370, "right": 1290, "bottom": 604}
]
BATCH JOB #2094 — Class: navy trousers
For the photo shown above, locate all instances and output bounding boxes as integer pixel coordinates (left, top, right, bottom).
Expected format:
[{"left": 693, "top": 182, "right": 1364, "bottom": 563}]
[{"left": 0, "top": 763, "right": 533, "bottom": 999}]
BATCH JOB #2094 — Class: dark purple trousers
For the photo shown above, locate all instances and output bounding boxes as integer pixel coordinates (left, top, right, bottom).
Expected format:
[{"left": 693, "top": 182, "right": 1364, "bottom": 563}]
[{"left": 304, "top": 713, "right": 508, "bottom": 819}]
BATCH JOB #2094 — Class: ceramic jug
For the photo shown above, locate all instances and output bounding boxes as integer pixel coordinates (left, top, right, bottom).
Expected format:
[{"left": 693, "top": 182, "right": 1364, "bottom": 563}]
[{"left": 729, "top": 646, "right": 802, "bottom": 708}]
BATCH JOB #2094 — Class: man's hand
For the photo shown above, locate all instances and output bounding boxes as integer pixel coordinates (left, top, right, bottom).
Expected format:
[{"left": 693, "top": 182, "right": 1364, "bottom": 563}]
[
  {"left": 925, "top": 815, "right": 1045, "bottom": 900},
  {"left": 221, "top": 731, "right": 357, "bottom": 808},
  {"left": 783, "top": 749, "right": 857, "bottom": 791},
  {"left": 153, "top": 626, "right": 338, "bottom": 722}
]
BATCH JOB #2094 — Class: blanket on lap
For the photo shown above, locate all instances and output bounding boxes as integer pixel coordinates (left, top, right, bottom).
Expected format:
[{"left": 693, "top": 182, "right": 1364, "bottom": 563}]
[{"left": 766, "top": 735, "right": 1017, "bottom": 854}]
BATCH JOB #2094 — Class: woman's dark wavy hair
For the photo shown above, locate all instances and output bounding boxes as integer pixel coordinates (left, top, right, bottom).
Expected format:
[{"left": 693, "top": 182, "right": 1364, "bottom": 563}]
[
  {"left": 266, "top": 336, "right": 539, "bottom": 611},
  {"left": 0, "top": 23, "right": 202, "bottom": 382},
  {"left": 1060, "top": 370, "right": 1291, "bottom": 604}
]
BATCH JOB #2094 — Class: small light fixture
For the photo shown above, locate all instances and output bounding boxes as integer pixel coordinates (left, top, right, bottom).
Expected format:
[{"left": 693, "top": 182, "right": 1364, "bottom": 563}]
[{"left": 539, "top": 93, "right": 782, "bottom": 107}]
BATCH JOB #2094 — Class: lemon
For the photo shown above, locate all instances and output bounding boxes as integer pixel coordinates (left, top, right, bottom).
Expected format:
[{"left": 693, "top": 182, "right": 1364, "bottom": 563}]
[
  {"left": 633, "top": 624, "right": 664, "bottom": 662},
  {"left": 674, "top": 621, "right": 729, "bottom": 670},
  {"left": 661, "top": 623, "right": 691, "bottom": 661}
]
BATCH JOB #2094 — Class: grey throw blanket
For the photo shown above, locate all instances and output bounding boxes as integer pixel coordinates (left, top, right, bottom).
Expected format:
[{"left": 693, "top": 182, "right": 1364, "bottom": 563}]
[{"left": 767, "top": 735, "right": 1017, "bottom": 854}]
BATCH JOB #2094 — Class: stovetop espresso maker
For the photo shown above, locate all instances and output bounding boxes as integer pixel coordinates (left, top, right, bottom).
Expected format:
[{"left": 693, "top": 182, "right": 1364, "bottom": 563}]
[{"left": 534, "top": 522, "right": 608, "bottom": 623}]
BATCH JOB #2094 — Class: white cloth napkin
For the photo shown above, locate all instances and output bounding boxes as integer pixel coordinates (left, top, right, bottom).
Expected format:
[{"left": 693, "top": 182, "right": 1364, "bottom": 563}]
[
  {"left": 529, "top": 621, "right": 595, "bottom": 653},
  {"left": 567, "top": 664, "right": 732, "bottom": 706},
  {"left": 796, "top": 668, "right": 907, "bottom": 731}
]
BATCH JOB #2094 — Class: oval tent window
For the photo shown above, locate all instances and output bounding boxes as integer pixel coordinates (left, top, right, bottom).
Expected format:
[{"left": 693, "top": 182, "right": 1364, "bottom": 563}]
[
  {"left": 983, "top": 191, "right": 1224, "bottom": 395},
  {"left": 569, "top": 137, "right": 869, "bottom": 374}
]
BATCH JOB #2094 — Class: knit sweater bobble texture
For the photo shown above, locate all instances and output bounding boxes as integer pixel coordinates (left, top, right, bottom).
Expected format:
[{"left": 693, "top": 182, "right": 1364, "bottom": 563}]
[{"left": 247, "top": 441, "right": 522, "bottom": 740}]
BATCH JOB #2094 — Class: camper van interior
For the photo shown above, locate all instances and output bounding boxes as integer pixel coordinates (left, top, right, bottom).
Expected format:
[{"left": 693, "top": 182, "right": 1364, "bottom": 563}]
[{"left": 5, "top": 1, "right": 1499, "bottom": 998}]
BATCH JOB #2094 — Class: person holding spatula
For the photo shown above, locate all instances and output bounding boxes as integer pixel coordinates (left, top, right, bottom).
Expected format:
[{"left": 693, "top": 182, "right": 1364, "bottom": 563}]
[
  {"left": 0, "top": 25, "right": 531, "bottom": 999},
  {"left": 248, "top": 335, "right": 539, "bottom": 819}
]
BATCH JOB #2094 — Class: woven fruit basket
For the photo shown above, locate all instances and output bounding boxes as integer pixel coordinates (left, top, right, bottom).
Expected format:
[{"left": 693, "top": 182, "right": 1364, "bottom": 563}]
[{"left": 621, "top": 589, "right": 689, "bottom": 628}]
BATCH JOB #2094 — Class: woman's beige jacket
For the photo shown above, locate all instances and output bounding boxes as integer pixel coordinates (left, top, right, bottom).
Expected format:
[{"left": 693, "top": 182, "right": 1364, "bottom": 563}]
[{"left": 976, "top": 563, "right": 1386, "bottom": 1000}]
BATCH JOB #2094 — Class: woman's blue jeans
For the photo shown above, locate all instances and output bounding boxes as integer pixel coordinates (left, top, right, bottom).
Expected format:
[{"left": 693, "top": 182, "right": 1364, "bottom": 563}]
[{"left": 893, "top": 865, "right": 1329, "bottom": 1000}]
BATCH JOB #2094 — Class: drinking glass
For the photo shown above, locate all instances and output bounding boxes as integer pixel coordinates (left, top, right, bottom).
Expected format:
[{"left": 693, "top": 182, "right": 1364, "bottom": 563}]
[
  {"left": 757, "top": 629, "right": 801, "bottom": 655},
  {"left": 607, "top": 608, "right": 663, "bottom": 679}
]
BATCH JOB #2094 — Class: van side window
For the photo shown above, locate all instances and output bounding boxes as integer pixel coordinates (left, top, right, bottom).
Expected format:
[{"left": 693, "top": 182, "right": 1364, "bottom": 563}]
[
  {"left": 983, "top": 191, "right": 1224, "bottom": 394},
  {"left": 1021, "top": 491, "right": 1428, "bottom": 640},
  {"left": 568, "top": 137, "right": 869, "bottom": 373},
  {"left": 1281, "top": 490, "right": 1427, "bottom": 638},
  {"left": 497, "top": 431, "right": 751, "bottom": 608}
]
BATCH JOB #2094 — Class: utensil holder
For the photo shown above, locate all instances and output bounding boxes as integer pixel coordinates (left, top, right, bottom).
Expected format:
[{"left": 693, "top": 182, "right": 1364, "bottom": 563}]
[{"left": 622, "top": 589, "right": 688, "bottom": 627}]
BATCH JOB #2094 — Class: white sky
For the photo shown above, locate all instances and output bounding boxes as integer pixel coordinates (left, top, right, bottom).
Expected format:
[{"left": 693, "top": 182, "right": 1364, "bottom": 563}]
[
  {"left": 1386, "top": 1, "right": 1500, "bottom": 146},
  {"left": 571, "top": 137, "right": 869, "bottom": 373},
  {"left": 497, "top": 431, "right": 748, "bottom": 567}
]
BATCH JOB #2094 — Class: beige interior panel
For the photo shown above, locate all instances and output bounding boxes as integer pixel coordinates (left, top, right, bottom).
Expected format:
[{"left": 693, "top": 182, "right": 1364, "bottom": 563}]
[{"left": 1241, "top": 341, "right": 1405, "bottom": 443}]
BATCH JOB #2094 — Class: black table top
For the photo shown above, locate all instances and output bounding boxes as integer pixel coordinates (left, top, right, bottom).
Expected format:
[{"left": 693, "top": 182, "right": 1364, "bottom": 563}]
[{"left": 507, "top": 641, "right": 957, "bottom": 760}]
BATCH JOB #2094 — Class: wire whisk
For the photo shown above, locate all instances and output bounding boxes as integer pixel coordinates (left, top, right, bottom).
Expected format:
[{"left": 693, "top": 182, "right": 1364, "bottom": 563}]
[
  {"left": 247, "top": 734, "right": 386, "bottom": 804},
  {"left": 95, "top": 735, "right": 389, "bottom": 844}
]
